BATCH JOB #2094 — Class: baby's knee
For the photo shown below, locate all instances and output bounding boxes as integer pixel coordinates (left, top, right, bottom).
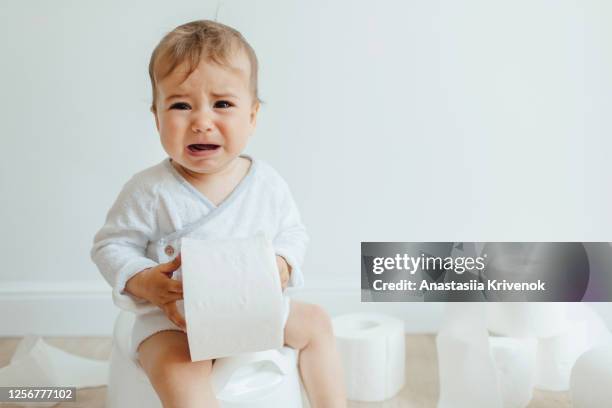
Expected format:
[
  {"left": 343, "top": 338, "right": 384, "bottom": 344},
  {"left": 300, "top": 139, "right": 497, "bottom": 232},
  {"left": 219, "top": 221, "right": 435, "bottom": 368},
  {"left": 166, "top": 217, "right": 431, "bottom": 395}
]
[
  {"left": 305, "top": 304, "right": 334, "bottom": 338},
  {"left": 148, "top": 355, "right": 215, "bottom": 406},
  {"left": 139, "top": 332, "right": 213, "bottom": 386},
  {"left": 285, "top": 302, "right": 335, "bottom": 350},
  {"left": 150, "top": 358, "right": 216, "bottom": 408}
]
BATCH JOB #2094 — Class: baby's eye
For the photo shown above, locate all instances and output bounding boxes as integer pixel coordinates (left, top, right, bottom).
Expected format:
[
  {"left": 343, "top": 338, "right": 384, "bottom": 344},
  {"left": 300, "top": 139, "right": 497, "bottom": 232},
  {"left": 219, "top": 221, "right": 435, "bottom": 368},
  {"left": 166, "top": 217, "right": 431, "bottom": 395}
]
[
  {"left": 170, "top": 102, "right": 191, "bottom": 110},
  {"left": 214, "top": 100, "right": 233, "bottom": 109}
]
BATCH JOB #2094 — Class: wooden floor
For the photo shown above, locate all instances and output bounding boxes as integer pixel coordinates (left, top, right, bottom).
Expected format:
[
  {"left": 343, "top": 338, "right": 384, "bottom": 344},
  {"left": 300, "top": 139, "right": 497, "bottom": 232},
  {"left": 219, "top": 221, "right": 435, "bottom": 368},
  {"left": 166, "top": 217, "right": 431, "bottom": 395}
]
[{"left": 0, "top": 335, "right": 571, "bottom": 408}]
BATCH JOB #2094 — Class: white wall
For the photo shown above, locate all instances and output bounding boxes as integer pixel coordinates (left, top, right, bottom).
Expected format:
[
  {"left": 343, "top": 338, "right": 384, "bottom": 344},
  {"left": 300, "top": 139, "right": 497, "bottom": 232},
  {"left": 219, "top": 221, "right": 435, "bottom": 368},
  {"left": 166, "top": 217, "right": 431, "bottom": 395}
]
[{"left": 1, "top": 0, "right": 611, "bottom": 335}]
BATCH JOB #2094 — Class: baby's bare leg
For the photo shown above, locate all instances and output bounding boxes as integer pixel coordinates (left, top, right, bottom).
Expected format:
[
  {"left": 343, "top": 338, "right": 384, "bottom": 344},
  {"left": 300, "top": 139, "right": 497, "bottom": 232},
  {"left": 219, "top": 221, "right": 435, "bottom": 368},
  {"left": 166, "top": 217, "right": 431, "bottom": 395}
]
[
  {"left": 137, "top": 330, "right": 218, "bottom": 408},
  {"left": 284, "top": 300, "right": 347, "bottom": 408}
]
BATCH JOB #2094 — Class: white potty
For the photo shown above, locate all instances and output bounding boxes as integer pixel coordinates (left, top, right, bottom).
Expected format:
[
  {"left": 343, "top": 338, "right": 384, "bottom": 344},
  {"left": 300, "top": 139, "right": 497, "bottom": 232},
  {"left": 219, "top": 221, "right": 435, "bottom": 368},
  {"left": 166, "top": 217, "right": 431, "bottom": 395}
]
[{"left": 107, "top": 311, "right": 303, "bottom": 408}]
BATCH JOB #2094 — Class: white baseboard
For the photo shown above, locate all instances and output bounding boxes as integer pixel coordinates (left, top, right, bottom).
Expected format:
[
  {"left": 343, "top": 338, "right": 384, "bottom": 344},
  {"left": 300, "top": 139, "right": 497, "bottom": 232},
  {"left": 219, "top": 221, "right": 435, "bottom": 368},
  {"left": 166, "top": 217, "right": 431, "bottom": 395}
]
[{"left": 0, "top": 281, "right": 117, "bottom": 337}]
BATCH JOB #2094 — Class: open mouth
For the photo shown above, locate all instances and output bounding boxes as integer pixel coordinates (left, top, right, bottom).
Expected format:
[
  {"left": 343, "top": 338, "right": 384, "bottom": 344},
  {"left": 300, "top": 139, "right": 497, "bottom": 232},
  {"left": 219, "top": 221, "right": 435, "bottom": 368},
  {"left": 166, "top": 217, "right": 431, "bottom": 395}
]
[{"left": 187, "top": 144, "right": 220, "bottom": 152}]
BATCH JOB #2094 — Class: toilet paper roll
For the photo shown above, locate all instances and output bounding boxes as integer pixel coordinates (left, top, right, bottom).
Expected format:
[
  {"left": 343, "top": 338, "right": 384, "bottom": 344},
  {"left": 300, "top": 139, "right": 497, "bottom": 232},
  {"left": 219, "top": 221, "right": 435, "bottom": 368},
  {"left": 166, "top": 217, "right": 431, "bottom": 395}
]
[
  {"left": 486, "top": 303, "right": 569, "bottom": 338},
  {"left": 535, "top": 304, "right": 611, "bottom": 391},
  {"left": 570, "top": 342, "right": 612, "bottom": 408},
  {"left": 535, "top": 320, "right": 587, "bottom": 391},
  {"left": 332, "top": 313, "right": 405, "bottom": 402},
  {"left": 488, "top": 336, "right": 537, "bottom": 408},
  {"left": 567, "top": 303, "right": 612, "bottom": 349},
  {"left": 181, "top": 235, "right": 285, "bottom": 362},
  {"left": 437, "top": 304, "right": 503, "bottom": 408}
]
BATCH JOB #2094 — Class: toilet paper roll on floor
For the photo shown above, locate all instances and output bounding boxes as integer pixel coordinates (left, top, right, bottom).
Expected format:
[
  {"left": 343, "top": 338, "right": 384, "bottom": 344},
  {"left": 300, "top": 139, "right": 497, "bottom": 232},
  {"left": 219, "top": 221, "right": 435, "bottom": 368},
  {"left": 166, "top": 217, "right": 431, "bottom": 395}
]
[
  {"left": 534, "top": 319, "right": 588, "bottom": 391},
  {"left": 486, "top": 303, "right": 570, "bottom": 338},
  {"left": 437, "top": 304, "right": 503, "bottom": 408},
  {"left": 181, "top": 235, "right": 285, "bottom": 362},
  {"left": 570, "top": 342, "right": 612, "bottom": 408},
  {"left": 534, "top": 303, "right": 612, "bottom": 391},
  {"left": 488, "top": 336, "right": 537, "bottom": 408},
  {"left": 332, "top": 313, "right": 405, "bottom": 402}
]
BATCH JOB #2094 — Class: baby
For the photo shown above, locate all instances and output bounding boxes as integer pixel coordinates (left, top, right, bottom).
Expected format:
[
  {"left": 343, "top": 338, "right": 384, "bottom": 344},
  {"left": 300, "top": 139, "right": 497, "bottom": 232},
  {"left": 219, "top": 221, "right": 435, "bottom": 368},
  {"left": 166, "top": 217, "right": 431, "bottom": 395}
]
[{"left": 91, "top": 20, "right": 346, "bottom": 407}]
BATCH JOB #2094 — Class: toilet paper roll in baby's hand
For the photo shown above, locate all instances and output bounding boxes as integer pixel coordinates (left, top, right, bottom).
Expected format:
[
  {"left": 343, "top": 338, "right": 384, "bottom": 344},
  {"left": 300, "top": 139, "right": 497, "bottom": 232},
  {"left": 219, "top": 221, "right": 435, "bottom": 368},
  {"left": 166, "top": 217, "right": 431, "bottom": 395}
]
[{"left": 181, "top": 235, "right": 285, "bottom": 362}]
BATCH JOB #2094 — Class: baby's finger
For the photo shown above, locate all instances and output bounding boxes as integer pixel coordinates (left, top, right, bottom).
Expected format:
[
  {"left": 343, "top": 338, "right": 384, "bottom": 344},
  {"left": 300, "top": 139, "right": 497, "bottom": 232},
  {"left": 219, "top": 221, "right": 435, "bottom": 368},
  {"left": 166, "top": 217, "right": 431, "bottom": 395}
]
[
  {"left": 159, "top": 254, "right": 182, "bottom": 273},
  {"left": 165, "top": 302, "right": 186, "bottom": 331},
  {"left": 162, "top": 291, "right": 183, "bottom": 303},
  {"left": 168, "top": 280, "right": 183, "bottom": 293}
]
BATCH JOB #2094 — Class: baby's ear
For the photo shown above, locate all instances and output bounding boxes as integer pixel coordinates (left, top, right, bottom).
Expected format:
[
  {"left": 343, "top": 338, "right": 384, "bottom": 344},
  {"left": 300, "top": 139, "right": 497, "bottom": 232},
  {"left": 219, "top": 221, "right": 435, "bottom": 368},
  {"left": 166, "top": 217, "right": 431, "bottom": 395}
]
[
  {"left": 152, "top": 108, "right": 160, "bottom": 132},
  {"left": 249, "top": 101, "right": 260, "bottom": 126}
]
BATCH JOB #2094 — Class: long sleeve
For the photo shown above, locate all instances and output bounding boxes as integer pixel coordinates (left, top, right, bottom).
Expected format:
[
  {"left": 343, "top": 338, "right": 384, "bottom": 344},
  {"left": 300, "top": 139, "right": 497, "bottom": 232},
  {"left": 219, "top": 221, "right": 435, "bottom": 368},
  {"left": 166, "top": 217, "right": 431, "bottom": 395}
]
[
  {"left": 91, "top": 178, "right": 159, "bottom": 314},
  {"left": 272, "top": 179, "right": 309, "bottom": 289}
]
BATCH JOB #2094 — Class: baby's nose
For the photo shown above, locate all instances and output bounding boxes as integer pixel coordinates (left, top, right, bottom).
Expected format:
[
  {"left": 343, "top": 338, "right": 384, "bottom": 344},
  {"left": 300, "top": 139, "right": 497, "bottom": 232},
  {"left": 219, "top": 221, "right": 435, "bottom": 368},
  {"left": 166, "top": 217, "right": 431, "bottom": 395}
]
[{"left": 192, "top": 110, "right": 214, "bottom": 133}]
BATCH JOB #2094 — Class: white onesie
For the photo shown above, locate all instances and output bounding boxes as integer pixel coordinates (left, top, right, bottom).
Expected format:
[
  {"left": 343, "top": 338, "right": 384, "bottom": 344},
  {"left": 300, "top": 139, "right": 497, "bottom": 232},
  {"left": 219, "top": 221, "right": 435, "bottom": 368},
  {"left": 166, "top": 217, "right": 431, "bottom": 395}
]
[{"left": 91, "top": 155, "right": 308, "bottom": 363}]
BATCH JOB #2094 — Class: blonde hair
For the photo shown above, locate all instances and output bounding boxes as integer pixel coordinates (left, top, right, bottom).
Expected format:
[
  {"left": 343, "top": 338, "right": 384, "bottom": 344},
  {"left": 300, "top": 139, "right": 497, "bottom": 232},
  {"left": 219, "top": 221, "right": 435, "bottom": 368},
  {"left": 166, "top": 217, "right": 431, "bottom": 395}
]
[{"left": 148, "top": 20, "right": 260, "bottom": 112}]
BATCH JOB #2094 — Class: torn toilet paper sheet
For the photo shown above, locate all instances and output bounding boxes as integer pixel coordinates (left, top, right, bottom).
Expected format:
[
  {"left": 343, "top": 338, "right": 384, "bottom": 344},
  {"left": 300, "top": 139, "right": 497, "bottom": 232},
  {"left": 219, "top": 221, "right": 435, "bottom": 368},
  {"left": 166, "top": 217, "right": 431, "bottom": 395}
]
[
  {"left": 181, "top": 235, "right": 285, "bottom": 362},
  {"left": 0, "top": 335, "right": 109, "bottom": 406}
]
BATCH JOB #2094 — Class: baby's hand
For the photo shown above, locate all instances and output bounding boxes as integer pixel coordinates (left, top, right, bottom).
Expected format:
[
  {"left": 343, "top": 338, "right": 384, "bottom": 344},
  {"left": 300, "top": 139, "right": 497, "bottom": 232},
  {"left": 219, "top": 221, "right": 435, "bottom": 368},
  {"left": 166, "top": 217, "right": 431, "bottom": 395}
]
[
  {"left": 276, "top": 255, "right": 291, "bottom": 290},
  {"left": 125, "top": 255, "right": 186, "bottom": 330}
]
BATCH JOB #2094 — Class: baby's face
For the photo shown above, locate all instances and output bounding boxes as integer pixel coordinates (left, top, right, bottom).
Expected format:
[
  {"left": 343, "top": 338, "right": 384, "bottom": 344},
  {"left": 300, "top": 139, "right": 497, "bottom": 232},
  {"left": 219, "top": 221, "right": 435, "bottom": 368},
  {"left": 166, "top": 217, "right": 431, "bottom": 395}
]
[{"left": 153, "top": 52, "right": 258, "bottom": 176}]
